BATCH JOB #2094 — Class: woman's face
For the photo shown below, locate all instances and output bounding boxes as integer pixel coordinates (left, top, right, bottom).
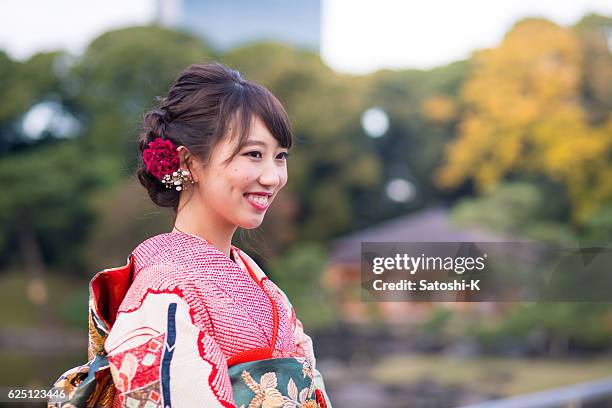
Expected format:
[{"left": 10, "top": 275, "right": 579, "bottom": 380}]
[{"left": 187, "top": 116, "right": 289, "bottom": 230}]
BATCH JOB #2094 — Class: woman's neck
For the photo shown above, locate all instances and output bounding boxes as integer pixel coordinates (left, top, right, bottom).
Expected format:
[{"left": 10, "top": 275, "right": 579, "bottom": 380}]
[{"left": 172, "top": 194, "right": 236, "bottom": 257}]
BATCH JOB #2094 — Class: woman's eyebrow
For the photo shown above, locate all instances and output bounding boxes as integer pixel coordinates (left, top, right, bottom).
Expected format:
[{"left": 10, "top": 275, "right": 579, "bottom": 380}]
[
  {"left": 243, "top": 140, "right": 267, "bottom": 148},
  {"left": 243, "top": 139, "right": 284, "bottom": 149}
]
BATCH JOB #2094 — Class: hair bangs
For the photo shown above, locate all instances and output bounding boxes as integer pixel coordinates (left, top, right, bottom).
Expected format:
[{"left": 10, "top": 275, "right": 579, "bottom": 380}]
[{"left": 220, "top": 82, "right": 292, "bottom": 163}]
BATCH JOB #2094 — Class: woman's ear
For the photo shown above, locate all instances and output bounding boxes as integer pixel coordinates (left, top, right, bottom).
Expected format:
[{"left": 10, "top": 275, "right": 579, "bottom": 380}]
[{"left": 177, "top": 146, "right": 199, "bottom": 183}]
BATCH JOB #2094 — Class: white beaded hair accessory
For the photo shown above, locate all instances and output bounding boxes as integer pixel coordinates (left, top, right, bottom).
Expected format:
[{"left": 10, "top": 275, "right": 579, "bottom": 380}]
[{"left": 161, "top": 169, "right": 194, "bottom": 191}]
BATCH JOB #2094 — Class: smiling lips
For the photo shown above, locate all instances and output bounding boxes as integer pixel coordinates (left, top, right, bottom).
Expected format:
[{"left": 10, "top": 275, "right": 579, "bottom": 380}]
[{"left": 244, "top": 192, "right": 272, "bottom": 211}]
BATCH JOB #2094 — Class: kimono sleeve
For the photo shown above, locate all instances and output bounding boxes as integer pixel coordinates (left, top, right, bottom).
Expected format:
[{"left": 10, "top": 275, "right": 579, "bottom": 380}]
[{"left": 104, "top": 291, "right": 235, "bottom": 408}]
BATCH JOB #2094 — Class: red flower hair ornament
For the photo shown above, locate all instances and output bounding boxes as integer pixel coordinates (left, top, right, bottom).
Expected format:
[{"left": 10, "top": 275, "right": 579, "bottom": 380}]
[{"left": 142, "top": 137, "right": 193, "bottom": 191}]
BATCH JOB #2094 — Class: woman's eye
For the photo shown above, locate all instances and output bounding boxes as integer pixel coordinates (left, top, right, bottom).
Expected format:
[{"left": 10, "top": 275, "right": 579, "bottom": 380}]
[
  {"left": 276, "top": 152, "right": 290, "bottom": 160},
  {"left": 245, "top": 151, "right": 262, "bottom": 159}
]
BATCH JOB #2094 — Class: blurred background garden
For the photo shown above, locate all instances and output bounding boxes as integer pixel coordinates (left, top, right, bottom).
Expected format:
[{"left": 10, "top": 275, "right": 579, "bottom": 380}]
[{"left": 1, "top": 1, "right": 612, "bottom": 406}]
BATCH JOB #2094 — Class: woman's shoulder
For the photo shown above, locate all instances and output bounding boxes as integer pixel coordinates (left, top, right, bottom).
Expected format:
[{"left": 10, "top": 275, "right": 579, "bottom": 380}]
[
  {"left": 129, "top": 231, "right": 187, "bottom": 273},
  {"left": 130, "top": 231, "right": 234, "bottom": 276}
]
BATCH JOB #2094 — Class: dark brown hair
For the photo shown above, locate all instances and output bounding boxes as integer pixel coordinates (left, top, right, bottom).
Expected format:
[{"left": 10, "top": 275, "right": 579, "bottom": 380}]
[{"left": 137, "top": 61, "right": 293, "bottom": 211}]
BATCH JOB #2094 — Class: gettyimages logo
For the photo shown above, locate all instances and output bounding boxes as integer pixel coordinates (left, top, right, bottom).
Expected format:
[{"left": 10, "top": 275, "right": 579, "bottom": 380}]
[{"left": 371, "top": 252, "right": 487, "bottom": 275}]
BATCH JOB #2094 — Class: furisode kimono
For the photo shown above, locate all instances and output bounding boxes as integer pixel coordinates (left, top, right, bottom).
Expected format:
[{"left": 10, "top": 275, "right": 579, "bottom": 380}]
[{"left": 49, "top": 231, "right": 331, "bottom": 408}]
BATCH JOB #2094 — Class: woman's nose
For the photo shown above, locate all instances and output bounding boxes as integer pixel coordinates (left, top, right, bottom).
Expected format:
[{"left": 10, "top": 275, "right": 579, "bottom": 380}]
[{"left": 258, "top": 159, "right": 281, "bottom": 187}]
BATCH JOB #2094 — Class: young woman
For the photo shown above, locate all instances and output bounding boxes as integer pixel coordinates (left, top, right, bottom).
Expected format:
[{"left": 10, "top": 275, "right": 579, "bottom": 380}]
[{"left": 50, "top": 62, "right": 331, "bottom": 408}]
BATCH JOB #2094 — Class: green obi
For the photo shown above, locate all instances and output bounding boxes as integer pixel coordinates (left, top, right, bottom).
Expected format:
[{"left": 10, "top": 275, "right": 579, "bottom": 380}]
[{"left": 229, "top": 357, "right": 327, "bottom": 408}]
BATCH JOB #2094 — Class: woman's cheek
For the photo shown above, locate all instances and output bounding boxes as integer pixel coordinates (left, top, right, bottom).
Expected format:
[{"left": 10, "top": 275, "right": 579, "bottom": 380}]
[
  {"left": 279, "top": 168, "right": 288, "bottom": 188},
  {"left": 242, "top": 174, "right": 254, "bottom": 184}
]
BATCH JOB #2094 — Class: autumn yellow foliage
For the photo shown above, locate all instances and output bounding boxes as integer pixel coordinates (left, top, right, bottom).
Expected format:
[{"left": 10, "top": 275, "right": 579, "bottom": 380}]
[{"left": 435, "top": 19, "right": 612, "bottom": 222}]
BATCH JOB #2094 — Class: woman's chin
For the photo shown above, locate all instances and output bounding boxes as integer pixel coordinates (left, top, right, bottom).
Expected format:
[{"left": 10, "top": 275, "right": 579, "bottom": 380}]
[{"left": 238, "top": 215, "right": 265, "bottom": 230}]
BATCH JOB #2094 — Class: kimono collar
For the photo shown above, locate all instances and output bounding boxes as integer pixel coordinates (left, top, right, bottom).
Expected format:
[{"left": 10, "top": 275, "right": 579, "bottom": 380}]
[{"left": 88, "top": 231, "right": 269, "bottom": 348}]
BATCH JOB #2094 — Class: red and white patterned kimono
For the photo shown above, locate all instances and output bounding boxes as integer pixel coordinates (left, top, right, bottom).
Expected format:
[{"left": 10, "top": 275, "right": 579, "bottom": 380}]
[{"left": 103, "top": 231, "right": 330, "bottom": 407}]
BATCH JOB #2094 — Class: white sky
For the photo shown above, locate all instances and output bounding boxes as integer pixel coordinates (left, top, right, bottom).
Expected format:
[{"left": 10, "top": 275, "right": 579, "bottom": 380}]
[
  {"left": 1, "top": 0, "right": 611, "bottom": 74},
  {"left": 0, "top": 0, "right": 155, "bottom": 60},
  {"left": 322, "top": 0, "right": 612, "bottom": 73}
]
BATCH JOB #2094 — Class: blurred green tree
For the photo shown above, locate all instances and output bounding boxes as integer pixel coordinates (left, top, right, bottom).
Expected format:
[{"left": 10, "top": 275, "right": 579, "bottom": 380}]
[
  {"left": 451, "top": 181, "right": 576, "bottom": 244},
  {"left": 491, "top": 303, "right": 612, "bottom": 355},
  {"left": 0, "top": 51, "right": 68, "bottom": 155},
  {"left": 267, "top": 241, "right": 337, "bottom": 329},
  {"left": 362, "top": 60, "right": 470, "bottom": 218},
  {"left": 0, "top": 142, "right": 102, "bottom": 322}
]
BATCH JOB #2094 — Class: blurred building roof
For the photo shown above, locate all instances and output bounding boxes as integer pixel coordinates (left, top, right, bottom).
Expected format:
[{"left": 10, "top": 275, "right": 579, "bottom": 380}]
[{"left": 328, "top": 206, "right": 513, "bottom": 264}]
